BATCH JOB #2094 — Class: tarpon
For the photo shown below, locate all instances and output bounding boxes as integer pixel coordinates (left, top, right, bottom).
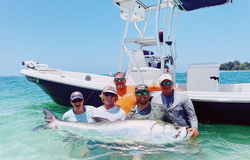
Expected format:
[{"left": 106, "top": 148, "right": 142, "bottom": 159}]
[{"left": 42, "top": 108, "right": 190, "bottom": 144}]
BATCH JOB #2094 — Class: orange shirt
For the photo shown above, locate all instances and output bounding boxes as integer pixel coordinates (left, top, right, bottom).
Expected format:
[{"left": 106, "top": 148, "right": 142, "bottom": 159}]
[{"left": 116, "top": 84, "right": 161, "bottom": 114}]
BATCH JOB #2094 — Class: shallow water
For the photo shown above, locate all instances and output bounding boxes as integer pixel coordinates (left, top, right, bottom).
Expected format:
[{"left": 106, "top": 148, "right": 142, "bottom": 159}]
[{"left": 1, "top": 72, "right": 250, "bottom": 159}]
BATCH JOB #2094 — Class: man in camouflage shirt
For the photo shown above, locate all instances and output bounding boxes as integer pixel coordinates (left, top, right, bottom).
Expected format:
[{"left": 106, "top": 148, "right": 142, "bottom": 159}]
[{"left": 126, "top": 84, "right": 179, "bottom": 127}]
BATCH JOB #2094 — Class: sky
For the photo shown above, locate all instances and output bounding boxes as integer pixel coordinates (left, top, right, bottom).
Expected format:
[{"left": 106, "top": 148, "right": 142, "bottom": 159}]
[{"left": 0, "top": 0, "right": 249, "bottom": 76}]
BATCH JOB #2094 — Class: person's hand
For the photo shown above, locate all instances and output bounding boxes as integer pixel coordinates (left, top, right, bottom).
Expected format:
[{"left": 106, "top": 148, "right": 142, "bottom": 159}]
[{"left": 187, "top": 128, "right": 199, "bottom": 138}]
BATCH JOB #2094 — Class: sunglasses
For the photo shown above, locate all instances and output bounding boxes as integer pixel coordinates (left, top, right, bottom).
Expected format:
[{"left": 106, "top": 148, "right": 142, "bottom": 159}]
[
  {"left": 72, "top": 99, "right": 82, "bottom": 103},
  {"left": 161, "top": 81, "right": 172, "bottom": 86},
  {"left": 136, "top": 91, "right": 149, "bottom": 96},
  {"left": 104, "top": 92, "right": 116, "bottom": 97},
  {"left": 114, "top": 77, "right": 125, "bottom": 82}
]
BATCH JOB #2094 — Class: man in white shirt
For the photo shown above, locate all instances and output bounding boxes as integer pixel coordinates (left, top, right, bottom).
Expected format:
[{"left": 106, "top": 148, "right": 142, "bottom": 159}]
[{"left": 92, "top": 85, "right": 126, "bottom": 122}]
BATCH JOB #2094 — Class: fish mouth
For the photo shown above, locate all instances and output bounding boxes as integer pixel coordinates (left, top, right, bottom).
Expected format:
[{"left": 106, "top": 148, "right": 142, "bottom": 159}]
[
  {"left": 182, "top": 129, "right": 188, "bottom": 139},
  {"left": 181, "top": 128, "right": 190, "bottom": 139},
  {"left": 176, "top": 128, "right": 188, "bottom": 139}
]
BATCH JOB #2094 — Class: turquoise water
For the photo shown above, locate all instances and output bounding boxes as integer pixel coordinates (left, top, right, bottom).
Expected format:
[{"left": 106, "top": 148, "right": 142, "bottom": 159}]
[
  {"left": 1, "top": 72, "right": 250, "bottom": 159},
  {"left": 175, "top": 71, "right": 250, "bottom": 84}
]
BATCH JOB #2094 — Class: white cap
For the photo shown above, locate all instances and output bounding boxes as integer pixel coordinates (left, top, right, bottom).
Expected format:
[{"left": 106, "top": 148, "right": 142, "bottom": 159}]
[
  {"left": 159, "top": 74, "right": 172, "bottom": 83},
  {"left": 103, "top": 85, "right": 117, "bottom": 95}
]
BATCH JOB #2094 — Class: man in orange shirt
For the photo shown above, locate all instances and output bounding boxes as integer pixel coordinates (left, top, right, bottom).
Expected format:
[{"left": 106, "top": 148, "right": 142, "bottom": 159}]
[{"left": 114, "top": 72, "right": 161, "bottom": 114}]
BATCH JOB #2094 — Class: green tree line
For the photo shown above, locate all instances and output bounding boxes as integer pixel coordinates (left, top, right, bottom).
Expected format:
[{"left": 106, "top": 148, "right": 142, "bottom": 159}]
[{"left": 220, "top": 60, "right": 250, "bottom": 71}]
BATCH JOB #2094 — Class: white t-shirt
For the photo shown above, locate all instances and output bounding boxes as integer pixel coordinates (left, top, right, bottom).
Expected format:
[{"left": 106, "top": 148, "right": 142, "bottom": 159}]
[
  {"left": 62, "top": 105, "right": 95, "bottom": 122},
  {"left": 92, "top": 105, "right": 126, "bottom": 122}
]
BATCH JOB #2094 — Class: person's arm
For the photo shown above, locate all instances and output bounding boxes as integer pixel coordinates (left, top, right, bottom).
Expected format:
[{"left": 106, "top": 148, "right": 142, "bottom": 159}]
[
  {"left": 62, "top": 115, "right": 66, "bottom": 121},
  {"left": 182, "top": 95, "right": 198, "bottom": 129},
  {"left": 62, "top": 111, "right": 70, "bottom": 121},
  {"left": 182, "top": 94, "right": 199, "bottom": 137}
]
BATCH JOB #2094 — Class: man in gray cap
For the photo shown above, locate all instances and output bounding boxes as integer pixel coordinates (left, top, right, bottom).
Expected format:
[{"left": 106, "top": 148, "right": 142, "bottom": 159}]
[
  {"left": 62, "top": 91, "right": 95, "bottom": 122},
  {"left": 126, "top": 84, "right": 178, "bottom": 126},
  {"left": 151, "top": 74, "right": 199, "bottom": 138}
]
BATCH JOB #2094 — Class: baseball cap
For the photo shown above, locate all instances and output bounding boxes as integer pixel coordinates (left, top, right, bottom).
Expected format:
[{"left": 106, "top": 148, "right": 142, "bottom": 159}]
[
  {"left": 103, "top": 85, "right": 117, "bottom": 95},
  {"left": 135, "top": 84, "right": 149, "bottom": 93},
  {"left": 70, "top": 91, "right": 84, "bottom": 101},
  {"left": 159, "top": 74, "right": 172, "bottom": 83}
]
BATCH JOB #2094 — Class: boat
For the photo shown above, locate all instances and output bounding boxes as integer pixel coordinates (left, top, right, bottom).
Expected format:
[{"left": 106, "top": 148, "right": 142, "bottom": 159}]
[{"left": 20, "top": 0, "right": 250, "bottom": 125}]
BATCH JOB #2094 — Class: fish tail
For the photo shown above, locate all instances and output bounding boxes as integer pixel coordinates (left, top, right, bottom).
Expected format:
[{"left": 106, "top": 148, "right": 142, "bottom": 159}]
[{"left": 43, "top": 108, "right": 60, "bottom": 123}]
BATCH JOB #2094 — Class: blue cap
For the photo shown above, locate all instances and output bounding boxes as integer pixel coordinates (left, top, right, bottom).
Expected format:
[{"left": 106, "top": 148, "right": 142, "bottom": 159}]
[{"left": 70, "top": 91, "right": 84, "bottom": 101}]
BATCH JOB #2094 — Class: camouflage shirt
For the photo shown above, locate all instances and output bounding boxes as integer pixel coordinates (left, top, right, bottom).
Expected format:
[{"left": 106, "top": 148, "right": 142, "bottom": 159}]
[{"left": 126, "top": 102, "right": 179, "bottom": 126}]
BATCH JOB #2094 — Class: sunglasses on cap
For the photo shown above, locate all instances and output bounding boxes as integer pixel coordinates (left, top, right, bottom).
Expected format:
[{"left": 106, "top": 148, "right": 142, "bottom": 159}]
[
  {"left": 104, "top": 92, "right": 116, "bottom": 97},
  {"left": 114, "top": 77, "right": 125, "bottom": 82},
  {"left": 72, "top": 99, "right": 82, "bottom": 103},
  {"left": 136, "top": 91, "right": 149, "bottom": 96},
  {"left": 161, "top": 81, "right": 172, "bottom": 86}
]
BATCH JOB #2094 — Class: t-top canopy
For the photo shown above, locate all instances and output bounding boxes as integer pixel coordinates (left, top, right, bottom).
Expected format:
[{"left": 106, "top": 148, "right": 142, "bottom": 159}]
[{"left": 176, "top": 0, "right": 232, "bottom": 11}]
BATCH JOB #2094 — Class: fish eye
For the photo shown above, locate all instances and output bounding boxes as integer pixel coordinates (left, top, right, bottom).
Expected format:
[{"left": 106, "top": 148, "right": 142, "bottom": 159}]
[{"left": 174, "top": 126, "right": 180, "bottom": 130}]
